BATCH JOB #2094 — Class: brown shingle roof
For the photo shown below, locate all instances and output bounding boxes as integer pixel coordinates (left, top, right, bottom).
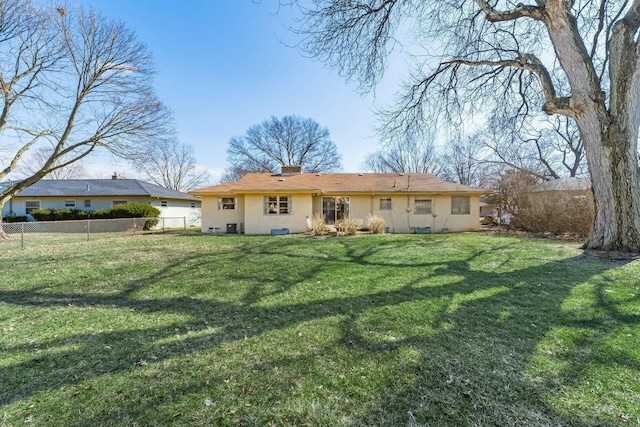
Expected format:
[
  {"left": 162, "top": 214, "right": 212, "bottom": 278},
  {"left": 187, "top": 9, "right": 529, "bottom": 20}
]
[{"left": 190, "top": 173, "right": 488, "bottom": 196}]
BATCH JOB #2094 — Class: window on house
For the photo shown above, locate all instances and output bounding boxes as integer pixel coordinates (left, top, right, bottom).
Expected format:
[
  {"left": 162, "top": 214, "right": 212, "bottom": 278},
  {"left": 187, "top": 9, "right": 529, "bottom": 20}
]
[
  {"left": 65, "top": 199, "right": 76, "bottom": 208},
  {"left": 451, "top": 196, "right": 471, "bottom": 214},
  {"left": 161, "top": 200, "right": 168, "bottom": 207},
  {"left": 84, "top": 200, "right": 91, "bottom": 208},
  {"left": 191, "top": 202, "right": 196, "bottom": 208},
  {"left": 25, "top": 200, "right": 40, "bottom": 214},
  {"left": 414, "top": 198, "right": 432, "bottom": 215},
  {"left": 112, "top": 200, "right": 127, "bottom": 206},
  {"left": 379, "top": 197, "right": 392, "bottom": 210},
  {"left": 218, "top": 197, "right": 236, "bottom": 210},
  {"left": 264, "top": 196, "right": 291, "bottom": 214}
]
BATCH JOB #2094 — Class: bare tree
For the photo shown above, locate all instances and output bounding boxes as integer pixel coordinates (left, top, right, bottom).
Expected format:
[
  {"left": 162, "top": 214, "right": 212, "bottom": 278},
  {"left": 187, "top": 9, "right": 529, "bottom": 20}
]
[
  {"left": 363, "top": 132, "right": 445, "bottom": 175},
  {"left": 224, "top": 115, "right": 341, "bottom": 177},
  {"left": 133, "top": 139, "right": 211, "bottom": 192},
  {"left": 441, "top": 135, "right": 489, "bottom": 187},
  {"left": 482, "top": 111, "right": 586, "bottom": 180},
  {"left": 293, "top": 0, "right": 640, "bottom": 252},
  {"left": 17, "top": 147, "right": 86, "bottom": 179},
  {"left": 0, "top": 1, "right": 169, "bottom": 226}
]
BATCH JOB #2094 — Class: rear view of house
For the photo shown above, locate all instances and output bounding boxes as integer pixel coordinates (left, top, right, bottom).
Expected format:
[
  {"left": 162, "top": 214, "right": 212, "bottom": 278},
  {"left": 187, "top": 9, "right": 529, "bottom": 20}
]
[{"left": 190, "top": 169, "right": 487, "bottom": 235}]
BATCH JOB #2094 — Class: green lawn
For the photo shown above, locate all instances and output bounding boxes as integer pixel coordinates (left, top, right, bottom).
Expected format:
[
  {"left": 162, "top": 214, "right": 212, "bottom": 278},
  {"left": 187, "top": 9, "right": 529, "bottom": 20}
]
[{"left": 1, "top": 233, "right": 639, "bottom": 426}]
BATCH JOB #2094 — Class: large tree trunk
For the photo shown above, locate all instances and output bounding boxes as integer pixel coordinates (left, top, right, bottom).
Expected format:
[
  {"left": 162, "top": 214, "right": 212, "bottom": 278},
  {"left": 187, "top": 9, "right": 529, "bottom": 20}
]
[
  {"left": 542, "top": 3, "right": 640, "bottom": 252},
  {"left": 581, "top": 125, "right": 640, "bottom": 251}
]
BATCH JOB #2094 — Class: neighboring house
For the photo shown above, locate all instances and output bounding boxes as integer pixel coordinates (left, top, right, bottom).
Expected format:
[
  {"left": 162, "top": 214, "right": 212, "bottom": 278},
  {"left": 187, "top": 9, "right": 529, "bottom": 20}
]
[
  {"left": 1, "top": 174, "right": 201, "bottom": 226},
  {"left": 189, "top": 168, "right": 488, "bottom": 235},
  {"left": 530, "top": 177, "right": 591, "bottom": 193}
]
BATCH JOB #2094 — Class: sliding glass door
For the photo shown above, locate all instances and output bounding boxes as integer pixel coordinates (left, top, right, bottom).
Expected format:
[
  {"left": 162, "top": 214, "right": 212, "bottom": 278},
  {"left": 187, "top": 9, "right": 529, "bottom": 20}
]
[{"left": 322, "top": 196, "right": 349, "bottom": 224}]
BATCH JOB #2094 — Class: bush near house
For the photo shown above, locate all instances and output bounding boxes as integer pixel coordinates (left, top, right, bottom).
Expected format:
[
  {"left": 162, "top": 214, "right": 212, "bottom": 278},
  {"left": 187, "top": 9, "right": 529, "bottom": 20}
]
[
  {"left": 2, "top": 215, "right": 29, "bottom": 223},
  {"left": 337, "top": 216, "right": 364, "bottom": 235},
  {"left": 30, "top": 203, "right": 161, "bottom": 229},
  {"left": 368, "top": 214, "right": 386, "bottom": 234},
  {"left": 310, "top": 213, "right": 328, "bottom": 236},
  {"left": 30, "top": 209, "right": 88, "bottom": 221}
]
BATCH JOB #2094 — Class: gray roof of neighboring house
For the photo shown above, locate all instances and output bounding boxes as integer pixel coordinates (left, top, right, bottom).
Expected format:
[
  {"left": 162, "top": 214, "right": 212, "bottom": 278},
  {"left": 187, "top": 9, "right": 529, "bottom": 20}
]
[
  {"left": 1, "top": 179, "right": 200, "bottom": 201},
  {"left": 531, "top": 177, "right": 591, "bottom": 192}
]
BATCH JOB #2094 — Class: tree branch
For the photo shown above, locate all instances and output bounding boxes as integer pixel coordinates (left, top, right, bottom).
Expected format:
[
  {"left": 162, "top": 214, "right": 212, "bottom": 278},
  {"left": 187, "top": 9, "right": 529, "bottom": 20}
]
[
  {"left": 444, "top": 55, "right": 573, "bottom": 117},
  {"left": 474, "top": 0, "right": 543, "bottom": 22}
]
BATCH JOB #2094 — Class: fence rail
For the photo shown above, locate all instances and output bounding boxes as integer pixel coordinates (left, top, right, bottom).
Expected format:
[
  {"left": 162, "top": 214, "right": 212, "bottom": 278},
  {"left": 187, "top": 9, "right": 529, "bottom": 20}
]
[{"left": 1, "top": 217, "right": 191, "bottom": 250}]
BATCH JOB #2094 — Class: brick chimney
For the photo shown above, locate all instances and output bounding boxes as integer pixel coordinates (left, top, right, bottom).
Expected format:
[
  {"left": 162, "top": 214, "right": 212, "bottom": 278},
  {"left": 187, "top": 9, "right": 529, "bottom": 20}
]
[{"left": 281, "top": 165, "right": 302, "bottom": 175}]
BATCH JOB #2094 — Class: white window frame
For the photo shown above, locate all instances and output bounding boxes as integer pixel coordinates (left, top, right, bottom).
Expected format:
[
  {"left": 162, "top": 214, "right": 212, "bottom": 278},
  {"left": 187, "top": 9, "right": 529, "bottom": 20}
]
[
  {"left": 218, "top": 197, "right": 236, "bottom": 210},
  {"left": 414, "top": 198, "right": 432, "bottom": 215},
  {"left": 65, "top": 199, "right": 76, "bottom": 208},
  {"left": 264, "top": 196, "right": 292, "bottom": 215},
  {"left": 451, "top": 196, "right": 471, "bottom": 215},
  {"left": 379, "top": 197, "right": 392, "bottom": 210},
  {"left": 84, "top": 199, "right": 91, "bottom": 208},
  {"left": 25, "top": 200, "right": 40, "bottom": 214}
]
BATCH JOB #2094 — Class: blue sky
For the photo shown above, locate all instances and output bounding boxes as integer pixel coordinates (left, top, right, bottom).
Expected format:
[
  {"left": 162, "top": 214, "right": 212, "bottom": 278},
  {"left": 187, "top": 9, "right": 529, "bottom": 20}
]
[{"left": 83, "top": 0, "right": 397, "bottom": 182}]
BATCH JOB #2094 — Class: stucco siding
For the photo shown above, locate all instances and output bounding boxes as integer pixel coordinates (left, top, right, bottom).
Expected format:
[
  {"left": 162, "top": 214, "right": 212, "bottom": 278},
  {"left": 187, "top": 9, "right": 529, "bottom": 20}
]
[
  {"left": 200, "top": 195, "right": 245, "bottom": 233},
  {"left": 243, "top": 194, "right": 313, "bottom": 235},
  {"left": 308, "top": 194, "right": 480, "bottom": 233},
  {"left": 196, "top": 192, "right": 480, "bottom": 235}
]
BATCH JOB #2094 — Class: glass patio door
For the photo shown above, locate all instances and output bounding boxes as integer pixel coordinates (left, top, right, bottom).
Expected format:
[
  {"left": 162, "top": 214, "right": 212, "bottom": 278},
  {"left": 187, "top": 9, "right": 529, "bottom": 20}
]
[{"left": 322, "top": 196, "right": 349, "bottom": 224}]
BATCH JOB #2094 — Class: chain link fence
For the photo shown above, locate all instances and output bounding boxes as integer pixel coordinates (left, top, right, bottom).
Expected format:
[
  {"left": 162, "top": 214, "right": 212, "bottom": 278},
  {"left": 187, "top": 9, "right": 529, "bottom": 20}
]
[{"left": 1, "top": 217, "right": 192, "bottom": 250}]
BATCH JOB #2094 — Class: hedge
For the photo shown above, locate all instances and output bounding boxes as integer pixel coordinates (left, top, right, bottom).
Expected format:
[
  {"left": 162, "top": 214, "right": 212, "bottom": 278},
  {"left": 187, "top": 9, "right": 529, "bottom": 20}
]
[{"left": 29, "top": 203, "right": 160, "bottom": 229}]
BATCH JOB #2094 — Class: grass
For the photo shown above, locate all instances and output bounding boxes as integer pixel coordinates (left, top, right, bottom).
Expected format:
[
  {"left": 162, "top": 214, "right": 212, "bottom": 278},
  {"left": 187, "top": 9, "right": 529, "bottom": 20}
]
[{"left": 1, "top": 233, "right": 639, "bottom": 426}]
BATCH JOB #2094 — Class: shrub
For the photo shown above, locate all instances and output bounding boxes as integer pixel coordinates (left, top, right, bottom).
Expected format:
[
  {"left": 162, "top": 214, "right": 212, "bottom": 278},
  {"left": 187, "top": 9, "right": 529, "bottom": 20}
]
[
  {"left": 109, "top": 203, "right": 159, "bottom": 218},
  {"left": 110, "top": 203, "right": 161, "bottom": 230},
  {"left": 511, "top": 191, "right": 593, "bottom": 237},
  {"left": 368, "top": 214, "right": 386, "bottom": 234},
  {"left": 3, "top": 215, "right": 28, "bottom": 223},
  {"left": 30, "top": 209, "right": 89, "bottom": 221},
  {"left": 29, "top": 203, "right": 161, "bottom": 229},
  {"left": 90, "top": 209, "right": 112, "bottom": 219},
  {"left": 337, "top": 216, "right": 363, "bottom": 235},
  {"left": 310, "top": 213, "right": 327, "bottom": 236},
  {"left": 30, "top": 209, "right": 53, "bottom": 221}
]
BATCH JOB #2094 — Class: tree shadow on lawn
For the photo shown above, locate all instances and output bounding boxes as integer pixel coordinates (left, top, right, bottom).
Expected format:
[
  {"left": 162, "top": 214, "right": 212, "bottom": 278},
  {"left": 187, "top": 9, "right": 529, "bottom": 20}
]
[{"left": 0, "top": 238, "right": 637, "bottom": 425}]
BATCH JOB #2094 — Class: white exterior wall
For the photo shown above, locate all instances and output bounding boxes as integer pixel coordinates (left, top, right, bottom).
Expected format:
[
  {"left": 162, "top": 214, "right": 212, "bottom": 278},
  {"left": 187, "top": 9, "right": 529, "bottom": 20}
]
[
  {"left": 243, "top": 193, "right": 313, "bottom": 235},
  {"left": 315, "top": 194, "right": 480, "bottom": 233},
  {"left": 200, "top": 195, "right": 245, "bottom": 233},
  {"left": 149, "top": 200, "right": 202, "bottom": 227},
  {"left": 3, "top": 196, "right": 200, "bottom": 225}
]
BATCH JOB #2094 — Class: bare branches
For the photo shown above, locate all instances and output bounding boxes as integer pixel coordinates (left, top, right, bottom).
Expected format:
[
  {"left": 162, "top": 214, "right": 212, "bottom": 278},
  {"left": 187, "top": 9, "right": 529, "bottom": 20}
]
[
  {"left": 224, "top": 115, "right": 341, "bottom": 178},
  {"left": 132, "top": 139, "right": 211, "bottom": 192},
  {"left": 0, "top": 0, "right": 170, "bottom": 215},
  {"left": 474, "top": 1, "right": 543, "bottom": 22},
  {"left": 363, "top": 131, "right": 444, "bottom": 174},
  {"left": 298, "top": 0, "right": 405, "bottom": 92}
]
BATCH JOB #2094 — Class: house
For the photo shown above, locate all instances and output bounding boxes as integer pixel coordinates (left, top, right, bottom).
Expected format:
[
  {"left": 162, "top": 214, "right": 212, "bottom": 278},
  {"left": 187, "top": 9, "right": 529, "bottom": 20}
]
[
  {"left": 1, "top": 174, "right": 201, "bottom": 226},
  {"left": 530, "top": 176, "right": 591, "bottom": 193},
  {"left": 189, "top": 168, "right": 488, "bottom": 234}
]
